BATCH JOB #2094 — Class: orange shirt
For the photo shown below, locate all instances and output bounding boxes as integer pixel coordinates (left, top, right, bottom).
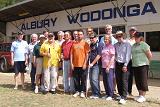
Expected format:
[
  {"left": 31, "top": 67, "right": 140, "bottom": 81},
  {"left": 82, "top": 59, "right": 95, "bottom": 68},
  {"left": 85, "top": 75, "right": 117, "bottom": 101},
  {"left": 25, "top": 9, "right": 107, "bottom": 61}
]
[{"left": 71, "top": 40, "right": 89, "bottom": 67}]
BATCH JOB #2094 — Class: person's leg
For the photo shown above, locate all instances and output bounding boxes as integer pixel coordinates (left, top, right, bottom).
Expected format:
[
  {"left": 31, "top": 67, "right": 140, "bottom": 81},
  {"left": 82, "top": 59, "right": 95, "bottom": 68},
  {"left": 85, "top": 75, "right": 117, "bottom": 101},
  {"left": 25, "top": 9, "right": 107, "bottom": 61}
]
[
  {"left": 81, "top": 68, "right": 86, "bottom": 92},
  {"left": 128, "top": 61, "right": 133, "bottom": 95},
  {"left": 21, "top": 73, "right": 25, "bottom": 89},
  {"left": 73, "top": 67, "right": 81, "bottom": 92},
  {"left": 121, "top": 71, "right": 129, "bottom": 100},
  {"left": 102, "top": 68, "right": 108, "bottom": 96},
  {"left": 30, "top": 63, "right": 36, "bottom": 90},
  {"left": 63, "top": 60, "right": 70, "bottom": 92},
  {"left": 50, "top": 66, "right": 58, "bottom": 92},
  {"left": 90, "top": 65, "right": 100, "bottom": 97},
  {"left": 13, "top": 61, "right": 19, "bottom": 89},
  {"left": 107, "top": 68, "right": 114, "bottom": 97},
  {"left": 43, "top": 68, "right": 50, "bottom": 92}
]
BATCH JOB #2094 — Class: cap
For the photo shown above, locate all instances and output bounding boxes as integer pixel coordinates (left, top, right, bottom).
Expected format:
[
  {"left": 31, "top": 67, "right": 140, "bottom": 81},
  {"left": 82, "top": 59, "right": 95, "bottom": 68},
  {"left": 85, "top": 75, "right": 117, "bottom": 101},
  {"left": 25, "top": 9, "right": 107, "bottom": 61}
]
[
  {"left": 134, "top": 32, "right": 144, "bottom": 38},
  {"left": 39, "top": 34, "right": 45, "bottom": 38},
  {"left": 57, "top": 31, "right": 64, "bottom": 36},
  {"left": 116, "top": 31, "right": 124, "bottom": 35},
  {"left": 48, "top": 33, "right": 54, "bottom": 37},
  {"left": 89, "top": 32, "right": 98, "bottom": 38},
  {"left": 129, "top": 27, "right": 137, "bottom": 31}
]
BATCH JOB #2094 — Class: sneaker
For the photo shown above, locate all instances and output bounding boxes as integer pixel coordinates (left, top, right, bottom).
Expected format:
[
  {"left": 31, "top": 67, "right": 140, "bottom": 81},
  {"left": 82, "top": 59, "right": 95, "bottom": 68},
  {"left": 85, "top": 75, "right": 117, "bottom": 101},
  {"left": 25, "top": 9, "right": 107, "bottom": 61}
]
[
  {"left": 80, "top": 92, "right": 85, "bottom": 98},
  {"left": 42, "top": 91, "right": 48, "bottom": 95},
  {"left": 73, "top": 92, "right": 80, "bottom": 97},
  {"left": 102, "top": 95, "right": 108, "bottom": 99},
  {"left": 34, "top": 86, "right": 39, "bottom": 94},
  {"left": 106, "top": 96, "right": 112, "bottom": 101},
  {"left": 119, "top": 99, "right": 126, "bottom": 105},
  {"left": 90, "top": 95, "right": 99, "bottom": 99},
  {"left": 14, "top": 85, "right": 18, "bottom": 90},
  {"left": 136, "top": 96, "right": 146, "bottom": 103},
  {"left": 50, "top": 91, "right": 56, "bottom": 94},
  {"left": 116, "top": 96, "right": 122, "bottom": 100}
]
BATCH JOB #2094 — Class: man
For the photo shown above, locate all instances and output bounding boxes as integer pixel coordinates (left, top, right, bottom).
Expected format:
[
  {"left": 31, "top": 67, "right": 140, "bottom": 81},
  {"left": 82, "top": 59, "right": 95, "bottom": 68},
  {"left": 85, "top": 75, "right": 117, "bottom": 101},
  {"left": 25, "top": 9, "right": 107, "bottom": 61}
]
[
  {"left": 57, "top": 31, "right": 65, "bottom": 45},
  {"left": 127, "top": 27, "right": 137, "bottom": 96},
  {"left": 40, "top": 33, "right": 61, "bottom": 94},
  {"left": 73, "top": 31, "right": 78, "bottom": 41},
  {"left": 61, "top": 31, "right": 73, "bottom": 93},
  {"left": 28, "top": 33, "right": 38, "bottom": 90},
  {"left": 11, "top": 32, "right": 28, "bottom": 90},
  {"left": 100, "top": 24, "right": 117, "bottom": 45},
  {"left": 114, "top": 31, "right": 131, "bottom": 104},
  {"left": 43, "top": 30, "right": 49, "bottom": 39},
  {"left": 88, "top": 33, "right": 103, "bottom": 99},
  {"left": 71, "top": 30, "right": 90, "bottom": 98},
  {"left": 33, "top": 34, "right": 46, "bottom": 93}
]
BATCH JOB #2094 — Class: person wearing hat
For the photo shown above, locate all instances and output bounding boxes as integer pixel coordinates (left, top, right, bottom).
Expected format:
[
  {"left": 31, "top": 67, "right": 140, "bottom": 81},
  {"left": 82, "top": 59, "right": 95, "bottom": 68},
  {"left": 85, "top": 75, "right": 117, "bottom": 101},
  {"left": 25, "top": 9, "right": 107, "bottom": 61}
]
[
  {"left": 114, "top": 31, "right": 131, "bottom": 104},
  {"left": 126, "top": 27, "right": 137, "bottom": 96},
  {"left": 88, "top": 33, "right": 103, "bottom": 99},
  {"left": 28, "top": 33, "right": 38, "bottom": 91},
  {"left": 11, "top": 32, "right": 28, "bottom": 90},
  {"left": 40, "top": 33, "right": 61, "bottom": 94},
  {"left": 33, "top": 34, "right": 46, "bottom": 93},
  {"left": 132, "top": 32, "right": 152, "bottom": 103}
]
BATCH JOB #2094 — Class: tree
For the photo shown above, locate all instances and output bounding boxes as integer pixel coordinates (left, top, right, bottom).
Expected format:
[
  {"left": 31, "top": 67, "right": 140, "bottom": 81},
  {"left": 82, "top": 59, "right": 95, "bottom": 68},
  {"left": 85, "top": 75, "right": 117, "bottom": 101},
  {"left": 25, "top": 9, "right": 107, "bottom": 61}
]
[{"left": 0, "top": 0, "right": 24, "bottom": 9}]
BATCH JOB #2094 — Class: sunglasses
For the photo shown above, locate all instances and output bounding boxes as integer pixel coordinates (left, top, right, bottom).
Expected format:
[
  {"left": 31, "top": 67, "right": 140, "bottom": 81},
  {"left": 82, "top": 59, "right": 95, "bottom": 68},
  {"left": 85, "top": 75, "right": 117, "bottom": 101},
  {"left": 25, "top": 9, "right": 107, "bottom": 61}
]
[
  {"left": 116, "top": 36, "right": 122, "bottom": 38},
  {"left": 90, "top": 37, "right": 95, "bottom": 39}
]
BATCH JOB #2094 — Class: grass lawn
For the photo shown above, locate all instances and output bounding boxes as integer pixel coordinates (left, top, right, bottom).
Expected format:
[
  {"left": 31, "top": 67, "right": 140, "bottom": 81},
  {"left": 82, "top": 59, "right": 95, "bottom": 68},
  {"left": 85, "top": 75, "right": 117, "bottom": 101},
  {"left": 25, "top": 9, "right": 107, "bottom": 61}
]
[{"left": 0, "top": 73, "right": 160, "bottom": 107}]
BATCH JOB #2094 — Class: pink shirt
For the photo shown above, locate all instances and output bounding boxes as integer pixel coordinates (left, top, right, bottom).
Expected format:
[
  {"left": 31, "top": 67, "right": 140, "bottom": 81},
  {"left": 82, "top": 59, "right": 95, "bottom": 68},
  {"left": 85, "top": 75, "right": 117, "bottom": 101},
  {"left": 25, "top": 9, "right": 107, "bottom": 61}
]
[{"left": 101, "top": 44, "right": 115, "bottom": 68}]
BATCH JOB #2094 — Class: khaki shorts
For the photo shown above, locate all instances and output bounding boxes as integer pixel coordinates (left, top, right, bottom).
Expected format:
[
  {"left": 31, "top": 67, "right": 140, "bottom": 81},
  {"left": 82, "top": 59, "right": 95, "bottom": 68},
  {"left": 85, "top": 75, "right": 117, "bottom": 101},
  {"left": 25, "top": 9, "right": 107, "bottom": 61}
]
[{"left": 36, "top": 58, "right": 43, "bottom": 75}]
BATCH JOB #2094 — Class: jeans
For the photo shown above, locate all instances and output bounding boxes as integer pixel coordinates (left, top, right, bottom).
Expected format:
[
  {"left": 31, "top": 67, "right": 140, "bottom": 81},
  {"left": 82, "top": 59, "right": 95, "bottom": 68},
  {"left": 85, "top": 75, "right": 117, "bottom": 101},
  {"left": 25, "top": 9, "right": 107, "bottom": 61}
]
[
  {"left": 102, "top": 68, "right": 114, "bottom": 97},
  {"left": 73, "top": 67, "right": 86, "bottom": 92},
  {"left": 30, "top": 63, "right": 36, "bottom": 90},
  {"left": 63, "top": 60, "right": 75, "bottom": 92},
  {"left": 44, "top": 66, "right": 58, "bottom": 91},
  {"left": 89, "top": 65, "right": 100, "bottom": 96}
]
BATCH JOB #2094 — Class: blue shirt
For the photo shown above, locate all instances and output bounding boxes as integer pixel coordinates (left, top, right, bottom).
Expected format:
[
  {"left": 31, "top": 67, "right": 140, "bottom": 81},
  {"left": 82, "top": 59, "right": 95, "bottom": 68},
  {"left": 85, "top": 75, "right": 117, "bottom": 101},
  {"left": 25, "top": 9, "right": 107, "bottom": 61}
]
[
  {"left": 89, "top": 42, "right": 103, "bottom": 65},
  {"left": 100, "top": 34, "right": 118, "bottom": 45},
  {"left": 11, "top": 40, "right": 28, "bottom": 61},
  {"left": 114, "top": 41, "right": 131, "bottom": 66}
]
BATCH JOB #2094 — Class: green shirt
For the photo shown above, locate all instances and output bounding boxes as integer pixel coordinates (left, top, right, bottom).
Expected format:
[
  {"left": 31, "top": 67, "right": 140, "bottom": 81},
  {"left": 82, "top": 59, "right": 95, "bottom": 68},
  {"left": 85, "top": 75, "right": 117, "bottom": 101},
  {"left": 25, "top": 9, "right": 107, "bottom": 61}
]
[
  {"left": 132, "top": 41, "right": 150, "bottom": 67},
  {"left": 33, "top": 42, "right": 43, "bottom": 58}
]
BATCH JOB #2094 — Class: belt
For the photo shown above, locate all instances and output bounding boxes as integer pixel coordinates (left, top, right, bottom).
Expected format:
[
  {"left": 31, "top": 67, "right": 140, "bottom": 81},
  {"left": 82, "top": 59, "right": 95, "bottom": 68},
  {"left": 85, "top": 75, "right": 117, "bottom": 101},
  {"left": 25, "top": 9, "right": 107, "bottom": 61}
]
[{"left": 64, "top": 58, "right": 70, "bottom": 61}]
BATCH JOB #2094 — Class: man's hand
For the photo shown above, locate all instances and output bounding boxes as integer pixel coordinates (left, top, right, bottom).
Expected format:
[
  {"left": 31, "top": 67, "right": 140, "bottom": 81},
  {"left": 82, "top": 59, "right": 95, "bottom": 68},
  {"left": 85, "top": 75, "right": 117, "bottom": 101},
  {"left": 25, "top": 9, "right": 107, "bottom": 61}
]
[{"left": 122, "top": 66, "right": 127, "bottom": 72}]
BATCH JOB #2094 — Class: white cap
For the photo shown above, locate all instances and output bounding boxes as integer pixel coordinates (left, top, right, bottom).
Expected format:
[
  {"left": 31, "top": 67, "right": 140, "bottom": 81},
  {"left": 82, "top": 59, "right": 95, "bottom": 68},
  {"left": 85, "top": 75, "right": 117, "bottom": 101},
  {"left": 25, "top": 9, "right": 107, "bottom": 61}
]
[
  {"left": 39, "top": 34, "right": 45, "bottom": 38},
  {"left": 116, "top": 31, "right": 124, "bottom": 35},
  {"left": 105, "top": 24, "right": 112, "bottom": 29}
]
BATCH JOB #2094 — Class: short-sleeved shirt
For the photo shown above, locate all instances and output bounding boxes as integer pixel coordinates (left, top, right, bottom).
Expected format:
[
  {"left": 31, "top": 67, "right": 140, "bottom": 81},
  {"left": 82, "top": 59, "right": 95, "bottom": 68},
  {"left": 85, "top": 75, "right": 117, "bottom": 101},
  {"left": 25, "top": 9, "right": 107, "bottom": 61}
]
[
  {"left": 71, "top": 40, "right": 89, "bottom": 67},
  {"left": 101, "top": 44, "right": 115, "bottom": 68},
  {"left": 89, "top": 42, "right": 103, "bottom": 65},
  {"left": 33, "top": 42, "right": 43, "bottom": 58},
  {"left": 40, "top": 41, "right": 61, "bottom": 68},
  {"left": 132, "top": 41, "right": 150, "bottom": 67},
  {"left": 11, "top": 40, "right": 28, "bottom": 61},
  {"left": 62, "top": 40, "right": 73, "bottom": 60}
]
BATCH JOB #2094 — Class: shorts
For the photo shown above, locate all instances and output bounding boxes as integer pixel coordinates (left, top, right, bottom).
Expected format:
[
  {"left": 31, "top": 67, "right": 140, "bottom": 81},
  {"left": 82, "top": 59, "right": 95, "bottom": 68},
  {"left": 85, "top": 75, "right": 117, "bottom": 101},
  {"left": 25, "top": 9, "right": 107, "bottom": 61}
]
[
  {"left": 14, "top": 61, "right": 26, "bottom": 74},
  {"left": 133, "top": 65, "right": 149, "bottom": 91},
  {"left": 36, "top": 58, "right": 43, "bottom": 75}
]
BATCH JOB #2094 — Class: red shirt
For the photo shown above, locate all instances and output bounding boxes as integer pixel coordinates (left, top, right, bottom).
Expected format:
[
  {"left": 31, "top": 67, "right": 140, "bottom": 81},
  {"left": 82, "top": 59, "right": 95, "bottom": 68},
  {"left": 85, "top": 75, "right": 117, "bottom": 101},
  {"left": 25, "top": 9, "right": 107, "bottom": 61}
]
[{"left": 62, "top": 40, "right": 73, "bottom": 60}]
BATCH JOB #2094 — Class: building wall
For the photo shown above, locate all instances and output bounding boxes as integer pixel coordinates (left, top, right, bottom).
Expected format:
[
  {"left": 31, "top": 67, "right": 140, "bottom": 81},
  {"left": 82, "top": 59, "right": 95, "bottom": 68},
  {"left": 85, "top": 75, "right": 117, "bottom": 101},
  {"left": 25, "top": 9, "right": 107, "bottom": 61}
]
[{"left": 6, "top": 0, "right": 160, "bottom": 60}]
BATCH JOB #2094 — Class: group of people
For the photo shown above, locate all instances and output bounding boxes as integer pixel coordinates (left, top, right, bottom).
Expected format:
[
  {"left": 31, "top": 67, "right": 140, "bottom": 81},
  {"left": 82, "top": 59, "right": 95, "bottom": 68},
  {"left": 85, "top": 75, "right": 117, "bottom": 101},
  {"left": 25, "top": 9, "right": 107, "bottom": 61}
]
[{"left": 10, "top": 24, "right": 152, "bottom": 105}]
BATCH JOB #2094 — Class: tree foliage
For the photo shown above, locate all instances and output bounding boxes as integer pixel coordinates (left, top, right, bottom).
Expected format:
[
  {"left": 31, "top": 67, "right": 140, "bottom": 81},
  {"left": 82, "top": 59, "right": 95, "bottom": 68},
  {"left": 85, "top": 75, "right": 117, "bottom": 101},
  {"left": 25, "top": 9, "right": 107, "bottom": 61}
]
[{"left": 0, "top": 0, "right": 24, "bottom": 9}]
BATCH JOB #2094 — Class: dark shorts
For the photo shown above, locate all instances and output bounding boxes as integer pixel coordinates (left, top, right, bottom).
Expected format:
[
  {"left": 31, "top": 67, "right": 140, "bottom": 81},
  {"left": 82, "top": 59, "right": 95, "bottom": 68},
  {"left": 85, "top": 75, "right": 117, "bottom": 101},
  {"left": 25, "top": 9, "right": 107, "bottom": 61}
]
[
  {"left": 14, "top": 61, "right": 26, "bottom": 74},
  {"left": 133, "top": 65, "right": 149, "bottom": 91}
]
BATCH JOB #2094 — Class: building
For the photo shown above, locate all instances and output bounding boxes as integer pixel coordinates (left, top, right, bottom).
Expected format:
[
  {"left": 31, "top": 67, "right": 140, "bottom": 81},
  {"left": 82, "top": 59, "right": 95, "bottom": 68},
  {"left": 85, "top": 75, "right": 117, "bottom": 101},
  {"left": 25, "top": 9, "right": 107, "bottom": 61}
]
[{"left": 0, "top": 0, "right": 160, "bottom": 77}]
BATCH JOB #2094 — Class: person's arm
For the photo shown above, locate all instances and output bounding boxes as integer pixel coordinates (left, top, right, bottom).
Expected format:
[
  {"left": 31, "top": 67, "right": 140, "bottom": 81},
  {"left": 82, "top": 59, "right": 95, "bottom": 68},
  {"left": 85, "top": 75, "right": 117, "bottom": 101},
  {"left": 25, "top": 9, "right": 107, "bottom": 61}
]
[
  {"left": 145, "top": 50, "right": 152, "bottom": 61},
  {"left": 123, "top": 43, "right": 131, "bottom": 72},
  {"left": 70, "top": 46, "right": 74, "bottom": 71},
  {"left": 82, "top": 42, "right": 90, "bottom": 70}
]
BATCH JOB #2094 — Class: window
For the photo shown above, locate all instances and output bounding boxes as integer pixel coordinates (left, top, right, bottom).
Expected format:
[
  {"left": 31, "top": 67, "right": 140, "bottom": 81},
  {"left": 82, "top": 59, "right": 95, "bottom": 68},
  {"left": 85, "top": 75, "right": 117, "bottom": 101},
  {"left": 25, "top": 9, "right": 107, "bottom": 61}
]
[{"left": 146, "top": 31, "right": 160, "bottom": 52}]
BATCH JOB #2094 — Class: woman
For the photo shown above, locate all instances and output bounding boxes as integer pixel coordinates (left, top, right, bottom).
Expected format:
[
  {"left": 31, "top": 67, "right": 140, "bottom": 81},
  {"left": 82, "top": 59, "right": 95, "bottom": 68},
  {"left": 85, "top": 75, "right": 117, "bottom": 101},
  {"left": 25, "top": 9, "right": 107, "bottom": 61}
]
[
  {"left": 101, "top": 34, "right": 115, "bottom": 100},
  {"left": 132, "top": 32, "right": 152, "bottom": 103}
]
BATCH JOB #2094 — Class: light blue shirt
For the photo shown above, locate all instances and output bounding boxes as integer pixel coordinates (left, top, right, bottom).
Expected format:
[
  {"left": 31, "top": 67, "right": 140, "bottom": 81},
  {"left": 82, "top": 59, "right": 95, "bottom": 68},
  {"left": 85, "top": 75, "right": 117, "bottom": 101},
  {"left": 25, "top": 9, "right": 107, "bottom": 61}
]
[
  {"left": 100, "top": 34, "right": 118, "bottom": 45},
  {"left": 11, "top": 40, "right": 28, "bottom": 61},
  {"left": 114, "top": 41, "right": 131, "bottom": 66},
  {"left": 28, "top": 42, "right": 38, "bottom": 62}
]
